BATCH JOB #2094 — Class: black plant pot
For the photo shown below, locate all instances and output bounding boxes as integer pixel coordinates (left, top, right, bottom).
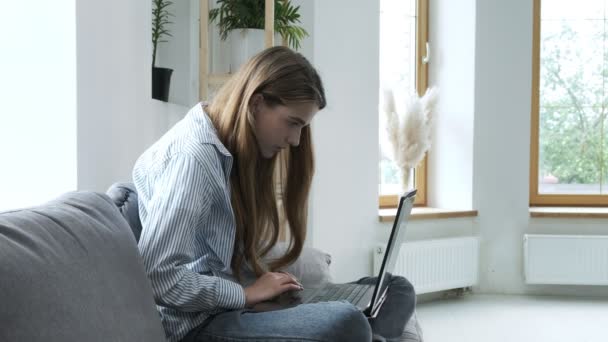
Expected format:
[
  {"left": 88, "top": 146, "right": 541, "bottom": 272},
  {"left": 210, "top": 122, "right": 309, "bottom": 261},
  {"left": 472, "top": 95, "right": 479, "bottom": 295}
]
[{"left": 152, "top": 66, "right": 173, "bottom": 102}]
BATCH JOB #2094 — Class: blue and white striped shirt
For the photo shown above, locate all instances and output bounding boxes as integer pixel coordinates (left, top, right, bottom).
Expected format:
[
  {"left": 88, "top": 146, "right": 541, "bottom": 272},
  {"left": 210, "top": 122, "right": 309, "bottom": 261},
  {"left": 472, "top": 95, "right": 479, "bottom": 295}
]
[{"left": 133, "top": 103, "right": 246, "bottom": 342}]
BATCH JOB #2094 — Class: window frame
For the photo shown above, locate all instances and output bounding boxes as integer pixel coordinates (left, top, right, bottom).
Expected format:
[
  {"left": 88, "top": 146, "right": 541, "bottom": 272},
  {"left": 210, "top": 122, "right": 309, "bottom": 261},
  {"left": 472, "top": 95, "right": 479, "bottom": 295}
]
[
  {"left": 379, "top": 0, "right": 429, "bottom": 208},
  {"left": 530, "top": 0, "right": 608, "bottom": 207}
]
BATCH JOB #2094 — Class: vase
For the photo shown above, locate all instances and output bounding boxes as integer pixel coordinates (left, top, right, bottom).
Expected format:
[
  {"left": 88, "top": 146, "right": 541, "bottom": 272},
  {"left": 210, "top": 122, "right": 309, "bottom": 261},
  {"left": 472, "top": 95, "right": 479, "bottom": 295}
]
[
  {"left": 400, "top": 167, "right": 414, "bottom": 194},
  {"left": 229, "top": 29, "right": 281, "bottom": 73}
]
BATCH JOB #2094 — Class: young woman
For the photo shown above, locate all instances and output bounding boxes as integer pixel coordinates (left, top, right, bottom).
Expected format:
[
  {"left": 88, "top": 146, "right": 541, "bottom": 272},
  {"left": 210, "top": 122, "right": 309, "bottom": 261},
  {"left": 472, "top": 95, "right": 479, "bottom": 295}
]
[{"left": 133, "top": 46, "right": 415, "bottom": 342}]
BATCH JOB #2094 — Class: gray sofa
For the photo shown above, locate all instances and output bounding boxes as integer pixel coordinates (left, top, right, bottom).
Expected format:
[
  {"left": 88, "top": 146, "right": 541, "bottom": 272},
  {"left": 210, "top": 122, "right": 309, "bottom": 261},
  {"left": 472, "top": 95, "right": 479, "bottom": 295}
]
[{"left": 0, "top": 185, "right": 423, "bottom": 341}]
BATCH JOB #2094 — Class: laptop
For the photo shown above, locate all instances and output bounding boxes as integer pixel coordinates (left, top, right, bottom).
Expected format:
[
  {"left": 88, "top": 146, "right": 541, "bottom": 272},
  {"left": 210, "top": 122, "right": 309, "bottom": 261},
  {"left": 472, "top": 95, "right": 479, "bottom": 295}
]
[{"left": 255, "top": 189, "right": 417, "bottom": 318}]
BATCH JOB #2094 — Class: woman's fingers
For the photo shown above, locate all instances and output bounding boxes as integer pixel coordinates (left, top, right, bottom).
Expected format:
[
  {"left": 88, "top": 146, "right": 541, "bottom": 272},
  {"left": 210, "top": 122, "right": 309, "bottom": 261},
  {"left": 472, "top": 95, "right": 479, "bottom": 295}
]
[
  {"left": 245, "top": 272, "right": 304, "bottom": 306},
  {"left": 280, "top": 282, "right": 304, "bottom": 293},
  {"left": 278, "top": 271, "right": 302, "bottom": 287}
]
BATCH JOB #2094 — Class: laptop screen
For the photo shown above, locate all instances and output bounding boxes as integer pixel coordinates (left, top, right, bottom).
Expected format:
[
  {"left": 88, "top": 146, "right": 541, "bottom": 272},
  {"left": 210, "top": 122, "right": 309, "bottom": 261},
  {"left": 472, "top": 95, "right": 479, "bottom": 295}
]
[{"left": 368, "top": 189, "right": 417, "bottom": 316}]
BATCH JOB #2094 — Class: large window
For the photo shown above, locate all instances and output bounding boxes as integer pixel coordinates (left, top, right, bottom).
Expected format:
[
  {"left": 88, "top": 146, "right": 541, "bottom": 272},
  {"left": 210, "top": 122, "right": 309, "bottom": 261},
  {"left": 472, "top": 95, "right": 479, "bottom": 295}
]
[
  {"left": 0, "top": 1, "right": 77, "bottom": 212},
  {"left": 531, "top": 0, "right": 608, "bottom": 206},
  {"left": 379, "top": 0, "right": 428, "bottom": 207}
]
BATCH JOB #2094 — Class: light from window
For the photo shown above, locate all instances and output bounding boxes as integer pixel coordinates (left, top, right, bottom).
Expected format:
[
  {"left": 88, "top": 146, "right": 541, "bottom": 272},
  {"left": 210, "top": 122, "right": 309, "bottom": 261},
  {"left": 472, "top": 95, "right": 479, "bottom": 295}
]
[
  {"left": 538, "top": 0, "right": 608, "bottom": 195},
  {"left": 0, "top": 0, "right": 77, "bottom": 211},
  {"left": 379, "top": 0, "right": 418, "bottom": 195}
]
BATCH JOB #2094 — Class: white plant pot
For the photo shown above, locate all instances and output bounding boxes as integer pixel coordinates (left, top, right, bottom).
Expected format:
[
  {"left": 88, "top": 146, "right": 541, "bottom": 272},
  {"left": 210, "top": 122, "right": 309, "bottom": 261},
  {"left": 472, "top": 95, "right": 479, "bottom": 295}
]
[
  {"left": 229, "top": 29, "right": 264, "bottom": 73},
  {"left": 229, "top": 29, "right": 281, "bottom": 73}
]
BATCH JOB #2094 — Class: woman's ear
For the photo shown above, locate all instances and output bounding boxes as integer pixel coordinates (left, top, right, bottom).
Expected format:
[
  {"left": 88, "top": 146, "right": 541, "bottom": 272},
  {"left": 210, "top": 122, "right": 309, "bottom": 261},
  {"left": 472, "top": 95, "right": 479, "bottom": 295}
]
[{"left": 249, "top": 93, "right": 264, "bottom": 117}]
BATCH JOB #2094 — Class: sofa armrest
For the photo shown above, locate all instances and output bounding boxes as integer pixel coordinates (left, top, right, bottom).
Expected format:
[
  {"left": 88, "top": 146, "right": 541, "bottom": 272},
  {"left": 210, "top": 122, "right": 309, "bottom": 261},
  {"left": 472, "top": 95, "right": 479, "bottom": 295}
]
[
  {"left": 0, "top": 191, "right": 166, "bottom": 342},
  {"left": 106, "top": 182, "right": 142, "bottom": 242}
]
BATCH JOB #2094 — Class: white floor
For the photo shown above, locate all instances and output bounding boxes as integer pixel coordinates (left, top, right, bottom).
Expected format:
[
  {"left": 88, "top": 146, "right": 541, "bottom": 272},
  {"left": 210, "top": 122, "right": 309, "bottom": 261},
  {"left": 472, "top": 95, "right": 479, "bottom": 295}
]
[{"left": 416, "top": 294, "right": 608, "bottom": 342}]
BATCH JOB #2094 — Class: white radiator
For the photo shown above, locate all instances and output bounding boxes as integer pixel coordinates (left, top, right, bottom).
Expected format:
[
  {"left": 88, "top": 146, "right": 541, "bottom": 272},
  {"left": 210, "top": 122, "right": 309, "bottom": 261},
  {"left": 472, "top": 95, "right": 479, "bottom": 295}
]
[
  {"left": 373, "top": 237, "right": 479, "bottom": 294},
  {"left": 524, "top": 234, "right": 608, "bottom": 285}
]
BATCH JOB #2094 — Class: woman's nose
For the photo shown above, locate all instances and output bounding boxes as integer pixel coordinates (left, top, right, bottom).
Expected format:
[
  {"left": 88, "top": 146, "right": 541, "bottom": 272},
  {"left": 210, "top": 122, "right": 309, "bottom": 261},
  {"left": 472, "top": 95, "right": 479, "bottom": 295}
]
[{"left": 288, "top": 128, "right": 301, "bottom": 147}]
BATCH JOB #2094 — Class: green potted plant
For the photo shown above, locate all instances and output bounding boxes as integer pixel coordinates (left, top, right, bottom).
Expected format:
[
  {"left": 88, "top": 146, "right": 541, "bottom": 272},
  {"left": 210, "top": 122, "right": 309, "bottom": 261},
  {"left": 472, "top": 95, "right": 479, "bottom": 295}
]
[
  {"left": 152, "top": 0, "right": 174, "bottom": 102},
  {"left": 209, "top": 0, "right": 308, "bottom": 72}
]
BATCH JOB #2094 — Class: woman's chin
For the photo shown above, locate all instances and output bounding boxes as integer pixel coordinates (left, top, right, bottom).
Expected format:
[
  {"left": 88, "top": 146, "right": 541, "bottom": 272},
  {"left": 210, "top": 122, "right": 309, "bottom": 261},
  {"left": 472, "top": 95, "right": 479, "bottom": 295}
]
[{"left": 260, "top": 149, "right": 277, "bottom": 159}]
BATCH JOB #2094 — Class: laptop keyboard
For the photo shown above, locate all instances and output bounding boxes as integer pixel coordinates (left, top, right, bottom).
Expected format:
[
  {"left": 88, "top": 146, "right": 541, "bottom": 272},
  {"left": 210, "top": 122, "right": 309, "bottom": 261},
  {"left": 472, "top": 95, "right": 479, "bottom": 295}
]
[{"left": 308, "top": 284, "right": 370, "bottom": 304}]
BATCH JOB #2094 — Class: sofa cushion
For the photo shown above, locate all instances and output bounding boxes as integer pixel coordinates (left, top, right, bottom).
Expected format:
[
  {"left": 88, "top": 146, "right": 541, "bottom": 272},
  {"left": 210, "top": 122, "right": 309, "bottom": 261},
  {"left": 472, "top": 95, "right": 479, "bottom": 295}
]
[
  {"left": 266, "top": 242, "right": 333, "bottom": 288},
  {"left": 0, "top": 191, "right": 166, "bottom": 342}
]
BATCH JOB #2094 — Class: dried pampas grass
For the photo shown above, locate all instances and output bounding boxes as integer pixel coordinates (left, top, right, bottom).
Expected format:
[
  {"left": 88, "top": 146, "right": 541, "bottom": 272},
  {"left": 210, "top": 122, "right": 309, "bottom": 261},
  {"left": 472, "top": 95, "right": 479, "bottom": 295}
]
[{"left": 383, "top": 87, "right": 438, "bottom": 191}]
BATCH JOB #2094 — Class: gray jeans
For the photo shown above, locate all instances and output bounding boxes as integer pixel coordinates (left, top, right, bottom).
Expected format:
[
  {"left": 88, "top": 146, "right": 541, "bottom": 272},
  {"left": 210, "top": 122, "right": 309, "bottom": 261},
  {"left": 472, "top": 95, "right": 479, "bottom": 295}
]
[{"left": 181, "top": 275, "right": 416, "bottom": 342}]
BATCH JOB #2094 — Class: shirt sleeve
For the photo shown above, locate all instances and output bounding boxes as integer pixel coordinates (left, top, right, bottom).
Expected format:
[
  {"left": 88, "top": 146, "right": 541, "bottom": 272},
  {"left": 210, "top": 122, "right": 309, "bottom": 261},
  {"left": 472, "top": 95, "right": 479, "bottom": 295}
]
[{"left": 137, "top": 152, "right": 246, "bottom": 313}]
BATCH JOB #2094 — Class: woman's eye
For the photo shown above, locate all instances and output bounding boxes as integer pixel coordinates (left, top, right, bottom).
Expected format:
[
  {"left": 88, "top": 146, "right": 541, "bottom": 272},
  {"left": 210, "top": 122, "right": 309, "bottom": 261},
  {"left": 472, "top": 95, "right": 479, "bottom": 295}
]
[{"left": 289, "top": 121, "right": 300, "bottom": 127}]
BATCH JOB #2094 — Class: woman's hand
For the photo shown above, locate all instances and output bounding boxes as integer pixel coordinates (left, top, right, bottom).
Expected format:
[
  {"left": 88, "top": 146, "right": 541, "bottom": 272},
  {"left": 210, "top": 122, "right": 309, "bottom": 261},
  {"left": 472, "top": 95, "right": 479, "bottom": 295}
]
[{"left": 244, "top": 271, "right": 303, "bottom": 306}]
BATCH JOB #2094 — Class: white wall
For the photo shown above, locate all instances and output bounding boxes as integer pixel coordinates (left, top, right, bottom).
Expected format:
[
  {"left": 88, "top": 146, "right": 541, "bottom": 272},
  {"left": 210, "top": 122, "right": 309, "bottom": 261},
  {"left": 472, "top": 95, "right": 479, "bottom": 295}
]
[
  {"left": 291, "top": 0, "right": 315, "bottom": 62},
  {"left": 473, "top": 0, "right": 534, "bottom": 295},
  {"left": 0, "top": 1, "right": 77, "bottom": 210},
  {"left": 309, "top": 0, "right": 382, "bottom": 282},
  {"left": 157, "top": 0, "right": 194, "bottom": 107},
  {"left": 427, "top": 0, "right": 475, "bottom": 210},
  {"left": 76, "top": 0, "right": 186, "bottom": 192}
]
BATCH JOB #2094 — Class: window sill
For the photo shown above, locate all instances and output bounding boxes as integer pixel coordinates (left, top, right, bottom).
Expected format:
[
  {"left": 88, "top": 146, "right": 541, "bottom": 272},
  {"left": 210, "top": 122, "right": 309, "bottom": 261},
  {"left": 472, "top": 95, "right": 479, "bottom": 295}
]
[
  {"left": 379, "top": 207, "right": 478, "bottom": 222},
  {"left": 530, "top": 207, "right": 608, "bottom": 219}
]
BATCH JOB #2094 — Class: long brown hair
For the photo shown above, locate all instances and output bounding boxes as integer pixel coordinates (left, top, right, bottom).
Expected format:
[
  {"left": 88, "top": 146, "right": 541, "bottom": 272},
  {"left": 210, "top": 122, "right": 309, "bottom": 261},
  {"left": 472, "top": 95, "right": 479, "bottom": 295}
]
[{"left": 205, "top": 47, "right": 326, "bottom": 279}]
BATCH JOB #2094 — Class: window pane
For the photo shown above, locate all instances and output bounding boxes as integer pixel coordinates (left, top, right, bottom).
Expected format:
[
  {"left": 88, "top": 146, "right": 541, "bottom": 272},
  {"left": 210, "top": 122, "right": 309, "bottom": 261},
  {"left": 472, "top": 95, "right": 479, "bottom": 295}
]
[
  {"left": 541, "top": 0, "right": 605, "bottom": 20},
  {"left": 379, "top": 0, "right": 417, "bottom": 195},
  {"left": 604, "top": 114, "right": 608, "bottom": 190},
  {"left": 538, "top": 1, "right": 607, "bottom": 195},
  {"left": 0, "top": 0, "right": 77, "bottom": 211},
  {"left": 540, "top": 20, "right": 604, "bottom": 108},
  {"left": 539, "top": 106, "right": 603, "bottom": 194}
]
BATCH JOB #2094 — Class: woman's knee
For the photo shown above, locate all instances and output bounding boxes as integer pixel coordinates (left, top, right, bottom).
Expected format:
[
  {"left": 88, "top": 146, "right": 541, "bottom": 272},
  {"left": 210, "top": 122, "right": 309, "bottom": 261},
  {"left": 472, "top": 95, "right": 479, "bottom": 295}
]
[
  {"left": 391, "top": 275, "right": 416, "bottom": 296},
  {"left": 317, "top": 301, "right": 372, "bottom": 342}
]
